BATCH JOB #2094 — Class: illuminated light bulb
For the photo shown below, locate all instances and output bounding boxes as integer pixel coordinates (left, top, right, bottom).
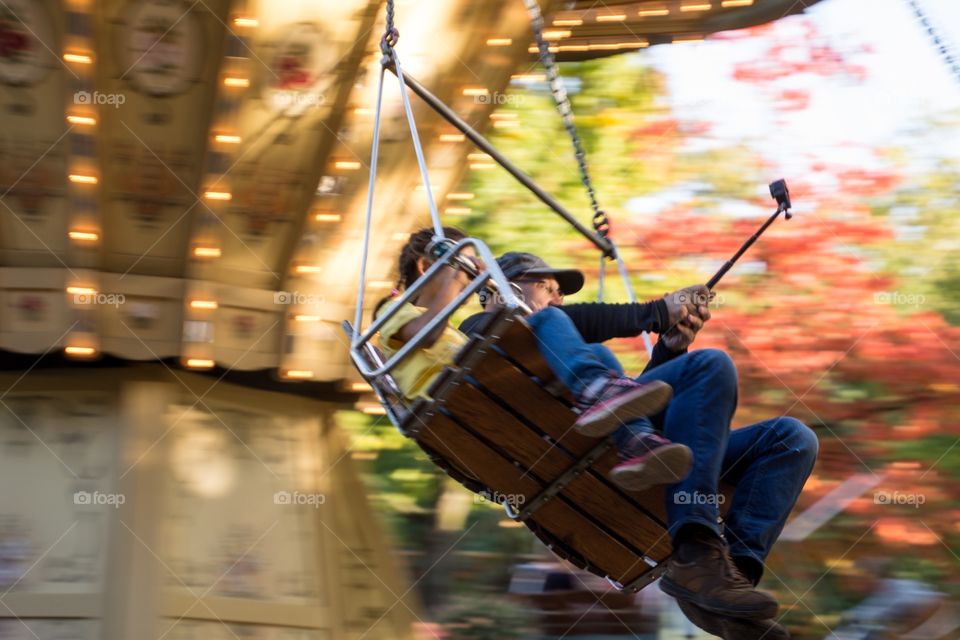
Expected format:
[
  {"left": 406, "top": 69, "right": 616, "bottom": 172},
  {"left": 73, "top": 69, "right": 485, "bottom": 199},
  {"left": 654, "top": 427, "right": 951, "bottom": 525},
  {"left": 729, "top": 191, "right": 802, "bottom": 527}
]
[
  {"left": 203, "top": 191, "right": 232, "bottom": 201},
  {"left": 470, "top": 163, "right": 496, "bottom": 170},
  {"left": 439, "top": 133, "right": 465, "bottom": 142},
  {"left": 368, "top": 281, "right": 394, "bottom": 289},
  {"left": 67, "top": 115, "right": 96, "bottom": 126},
  {"left": 444, "top": 207, "right": 471, "bottom": 215},
  {"left": 294, "top": 314, "right": 321, "bottom": 322},
  {"left": 596, "top": 13, "right": 627, "bottom": 21},
  {"left": 447, "top": 192, "right": 475, "bottom": 200},
  {"left": 233, "top": 17, "right": 258, "bottom": 27},
  {"left": 353, "top": 107, "right": 374, "bottom": 116},
  {"left": 69, "top": 230, "right": 99, "bottom": 242},
  {"left": 461, "top": 87, "right": 488, "bottom": 97},
  {"left": 362, "top": 405, "right": 386, "bottom": 415},
  {"left": 639, "top": 6, "right": 670, "bottom": 16},
  {"left": 284, "top": 369, "right": 314, "bottom": 379},
  {"left": 314, "top": 212, "right": 342, "bottom": 222},
  {"left": 351, "top": 382, "right": 373, "bottom": 392},
  {"left": 186, "top": 358, "right": 215, "bottom": 369},
  {"left": 681, "top": 2, "right": 712, "bottom": 11},
  {"left": 66, "top": 286, "right": 96, "bottom": 295},
  {"left": 190, "top": 300, "right": 218, "bottom": 310},
  {"left": 64, "top": 53, "right": 93, "bottom": 64},
  {"left": 543, "top": 30, "right": 572, "bottom": 39},
  {"left": 69, "top": 174, "right": 98, "bottom": 185},
  {"left": 334, "top": 161, "right": 361, "bottom": 170},
  {"left": 294, "top": 265, "right": 322, "bottom": 274},
  {"left": 486, "top": 38, "right": 512, "bottom": 46},
  {"left": 65, "top": 346, "right": 97, "bottom": 357},
  {"left": 193, "top": 246, "right": 222, "bottom": 258},
  {"left": 223, "top": 77, "right": 250, "bottom": 88},
  {"left": 552, "top": 19, "right": 582, "bottom": 26},
  {"left": 721, "top": 0, "right": 752, "bottom": 6},
  {"left": 214, "top": 134, "right": 241, "bottom": 144}
]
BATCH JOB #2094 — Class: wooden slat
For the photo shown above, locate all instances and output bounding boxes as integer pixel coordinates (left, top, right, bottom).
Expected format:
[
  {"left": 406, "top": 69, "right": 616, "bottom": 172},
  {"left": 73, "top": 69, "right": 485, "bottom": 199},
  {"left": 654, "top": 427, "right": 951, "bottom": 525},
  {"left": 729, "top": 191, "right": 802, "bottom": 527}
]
[
  {"left": 441, "top": 382, "right": 672, "bottom": 561},
  {"left": 414, "top": 412, "right": 644, "bottom": 581},
  {"left": 485, "top": 322, "right": 734, "bottom": 518},
  {"left": 468, "top": 346, "right": 672, "bottom": 524}
]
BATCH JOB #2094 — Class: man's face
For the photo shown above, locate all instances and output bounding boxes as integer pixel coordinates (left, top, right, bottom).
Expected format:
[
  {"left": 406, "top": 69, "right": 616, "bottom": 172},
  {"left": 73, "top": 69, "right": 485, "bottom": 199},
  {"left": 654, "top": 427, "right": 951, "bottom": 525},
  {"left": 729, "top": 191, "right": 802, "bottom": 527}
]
[{"left": 514, "top": 276, "right": 563, "bottom": 312}]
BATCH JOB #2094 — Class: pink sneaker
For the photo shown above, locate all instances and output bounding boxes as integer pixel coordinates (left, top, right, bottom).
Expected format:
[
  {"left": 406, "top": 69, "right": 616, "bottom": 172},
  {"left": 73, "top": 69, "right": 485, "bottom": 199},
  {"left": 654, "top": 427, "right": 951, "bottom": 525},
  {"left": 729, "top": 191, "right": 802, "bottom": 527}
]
[
  {"left": 573, "top": 378, "right": 672, "bottom": 438},
  {"left": 609, "top": 432, "right": 692, "bottom": 492}
]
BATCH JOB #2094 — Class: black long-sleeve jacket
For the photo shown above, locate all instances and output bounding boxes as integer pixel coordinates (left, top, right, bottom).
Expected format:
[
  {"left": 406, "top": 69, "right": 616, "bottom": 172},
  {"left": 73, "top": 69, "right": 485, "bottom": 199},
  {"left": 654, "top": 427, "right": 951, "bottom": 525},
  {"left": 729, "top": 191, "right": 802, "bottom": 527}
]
[{"left": 458, "top": 299, "right": 684, "bottom": 374}]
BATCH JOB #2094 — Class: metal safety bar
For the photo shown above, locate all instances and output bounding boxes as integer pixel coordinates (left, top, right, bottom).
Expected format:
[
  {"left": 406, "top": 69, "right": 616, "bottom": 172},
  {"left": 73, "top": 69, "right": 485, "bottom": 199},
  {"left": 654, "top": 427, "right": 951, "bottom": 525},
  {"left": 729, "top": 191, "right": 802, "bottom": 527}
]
[{"left": 349, "top": 237, "right": 528, "bottom": 380}]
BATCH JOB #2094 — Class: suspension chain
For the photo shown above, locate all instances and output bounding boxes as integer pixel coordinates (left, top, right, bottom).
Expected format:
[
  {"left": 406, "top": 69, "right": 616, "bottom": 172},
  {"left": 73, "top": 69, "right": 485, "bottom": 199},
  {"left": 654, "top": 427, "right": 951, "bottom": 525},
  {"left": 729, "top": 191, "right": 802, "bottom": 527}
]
[
  {"left": 381, "top": 0, "right": 399, "bottom": 55},
  {"left": 524, "top": 0, "right": 611, "bottom": 244},
  {"left": 907, "top": 0, "right": 960, "bottom": 86}
]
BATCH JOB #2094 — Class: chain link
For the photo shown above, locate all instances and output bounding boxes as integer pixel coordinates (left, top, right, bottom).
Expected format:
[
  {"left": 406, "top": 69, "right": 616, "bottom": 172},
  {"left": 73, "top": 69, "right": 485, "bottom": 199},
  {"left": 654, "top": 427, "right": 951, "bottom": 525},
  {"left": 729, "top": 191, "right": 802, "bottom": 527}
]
[
  {"left": 381, "top": 0, "right": 399, "bottom": 55},
  {"left": 524, "top": 0, "right": 610, "bottom": 241},
  {"left": 907, "top": 0, "right": 960, "bottom": 86}
]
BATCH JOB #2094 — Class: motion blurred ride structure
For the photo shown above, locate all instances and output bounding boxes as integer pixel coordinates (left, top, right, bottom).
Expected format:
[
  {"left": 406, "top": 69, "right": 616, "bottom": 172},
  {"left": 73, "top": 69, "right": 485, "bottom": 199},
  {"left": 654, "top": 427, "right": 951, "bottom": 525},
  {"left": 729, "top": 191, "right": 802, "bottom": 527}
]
[{"left": 0, "top": 1, "right": 821, "bottom": 639}]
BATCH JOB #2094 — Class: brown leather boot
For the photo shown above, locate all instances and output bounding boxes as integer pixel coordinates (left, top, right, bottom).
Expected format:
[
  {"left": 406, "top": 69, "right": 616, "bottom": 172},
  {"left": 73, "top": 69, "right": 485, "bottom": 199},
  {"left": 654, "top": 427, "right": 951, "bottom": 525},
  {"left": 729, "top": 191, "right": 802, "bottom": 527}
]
[
  {"left": 677, "top": 598, "right": 790, "bottom": 639},
  {"left": 660, "top": 530, "right": 779, "bottom": 620}
]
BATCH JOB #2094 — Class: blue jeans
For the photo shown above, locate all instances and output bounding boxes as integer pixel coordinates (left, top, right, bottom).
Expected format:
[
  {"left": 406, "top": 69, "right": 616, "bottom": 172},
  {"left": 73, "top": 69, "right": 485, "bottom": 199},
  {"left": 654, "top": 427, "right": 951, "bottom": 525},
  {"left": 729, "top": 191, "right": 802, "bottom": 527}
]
[
  {"left": 633, "top": 348, "right": 819, "bottom": 567},
  {"left": 526, "top": 307, "right": 819, "bottom": 567},
  {"left": 526, "top": 307, "right": 652, "bottom": 452}
]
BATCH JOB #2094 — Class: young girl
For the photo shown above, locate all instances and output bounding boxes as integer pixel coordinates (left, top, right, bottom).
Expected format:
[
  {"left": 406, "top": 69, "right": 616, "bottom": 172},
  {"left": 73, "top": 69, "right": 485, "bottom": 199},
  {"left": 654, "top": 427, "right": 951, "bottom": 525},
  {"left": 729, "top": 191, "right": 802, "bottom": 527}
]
[{"left": 375, "top": 227, "right": 693, "bottom": 492}]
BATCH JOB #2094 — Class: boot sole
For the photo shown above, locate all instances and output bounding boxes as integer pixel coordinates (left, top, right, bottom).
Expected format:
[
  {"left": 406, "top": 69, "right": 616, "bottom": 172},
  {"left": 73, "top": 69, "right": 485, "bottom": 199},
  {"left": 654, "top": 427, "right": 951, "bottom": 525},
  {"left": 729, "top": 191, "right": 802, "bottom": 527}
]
[
  {"left": 660, "top": 576, "right": 779, "bottom": 621},
  {"left": 574, "top": 380, "right": 672, "bottom": 438},
  {"left": 677, "top": 598, "right": 790, "bottom": 640},
  {"left": 609, "top": 443, "right": 693, "bottom": 492}
]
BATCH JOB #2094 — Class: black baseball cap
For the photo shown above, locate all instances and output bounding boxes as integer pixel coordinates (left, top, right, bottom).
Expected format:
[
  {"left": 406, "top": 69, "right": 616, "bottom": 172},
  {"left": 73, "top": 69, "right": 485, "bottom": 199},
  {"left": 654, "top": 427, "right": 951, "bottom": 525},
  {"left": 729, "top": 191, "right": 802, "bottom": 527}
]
[{"left": 496, "top": 252, "right": 585, "bottom": 296}]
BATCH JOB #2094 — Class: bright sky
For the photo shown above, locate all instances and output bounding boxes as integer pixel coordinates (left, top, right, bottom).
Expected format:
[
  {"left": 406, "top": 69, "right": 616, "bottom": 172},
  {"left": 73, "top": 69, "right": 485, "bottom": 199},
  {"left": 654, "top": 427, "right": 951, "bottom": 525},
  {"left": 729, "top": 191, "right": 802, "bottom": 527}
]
[{"left": 643, "top": 0, "right": 960, "bottom": 178}]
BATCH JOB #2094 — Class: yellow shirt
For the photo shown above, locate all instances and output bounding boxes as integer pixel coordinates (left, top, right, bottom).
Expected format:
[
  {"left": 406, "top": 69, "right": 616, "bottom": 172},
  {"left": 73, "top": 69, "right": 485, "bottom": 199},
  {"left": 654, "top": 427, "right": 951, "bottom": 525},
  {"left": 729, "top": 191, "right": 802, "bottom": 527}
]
[{"left": 377, "top": 302, "right": 468, "bottom": 400}]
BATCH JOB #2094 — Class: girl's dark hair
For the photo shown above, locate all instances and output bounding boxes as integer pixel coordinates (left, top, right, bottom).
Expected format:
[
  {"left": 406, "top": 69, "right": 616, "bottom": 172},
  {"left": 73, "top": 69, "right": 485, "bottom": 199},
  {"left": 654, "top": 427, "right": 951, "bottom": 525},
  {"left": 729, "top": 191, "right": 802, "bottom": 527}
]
[{"left": 373, "top": 226, "right": 467, "bottom": 318}]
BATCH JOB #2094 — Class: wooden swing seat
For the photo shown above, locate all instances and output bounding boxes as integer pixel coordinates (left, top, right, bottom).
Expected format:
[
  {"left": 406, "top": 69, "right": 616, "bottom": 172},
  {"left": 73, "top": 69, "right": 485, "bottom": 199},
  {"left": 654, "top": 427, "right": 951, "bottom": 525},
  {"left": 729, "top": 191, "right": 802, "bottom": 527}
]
[{"left": 356, "top": 306, "right": 728, "bottom": 592}]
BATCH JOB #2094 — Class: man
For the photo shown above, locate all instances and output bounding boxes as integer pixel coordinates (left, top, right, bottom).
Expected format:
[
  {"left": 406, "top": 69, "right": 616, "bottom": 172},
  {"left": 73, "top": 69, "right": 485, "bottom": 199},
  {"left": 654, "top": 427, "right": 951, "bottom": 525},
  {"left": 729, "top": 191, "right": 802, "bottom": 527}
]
[{"left": 461, "top": 252, "right": 819, "bottom": 640}]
